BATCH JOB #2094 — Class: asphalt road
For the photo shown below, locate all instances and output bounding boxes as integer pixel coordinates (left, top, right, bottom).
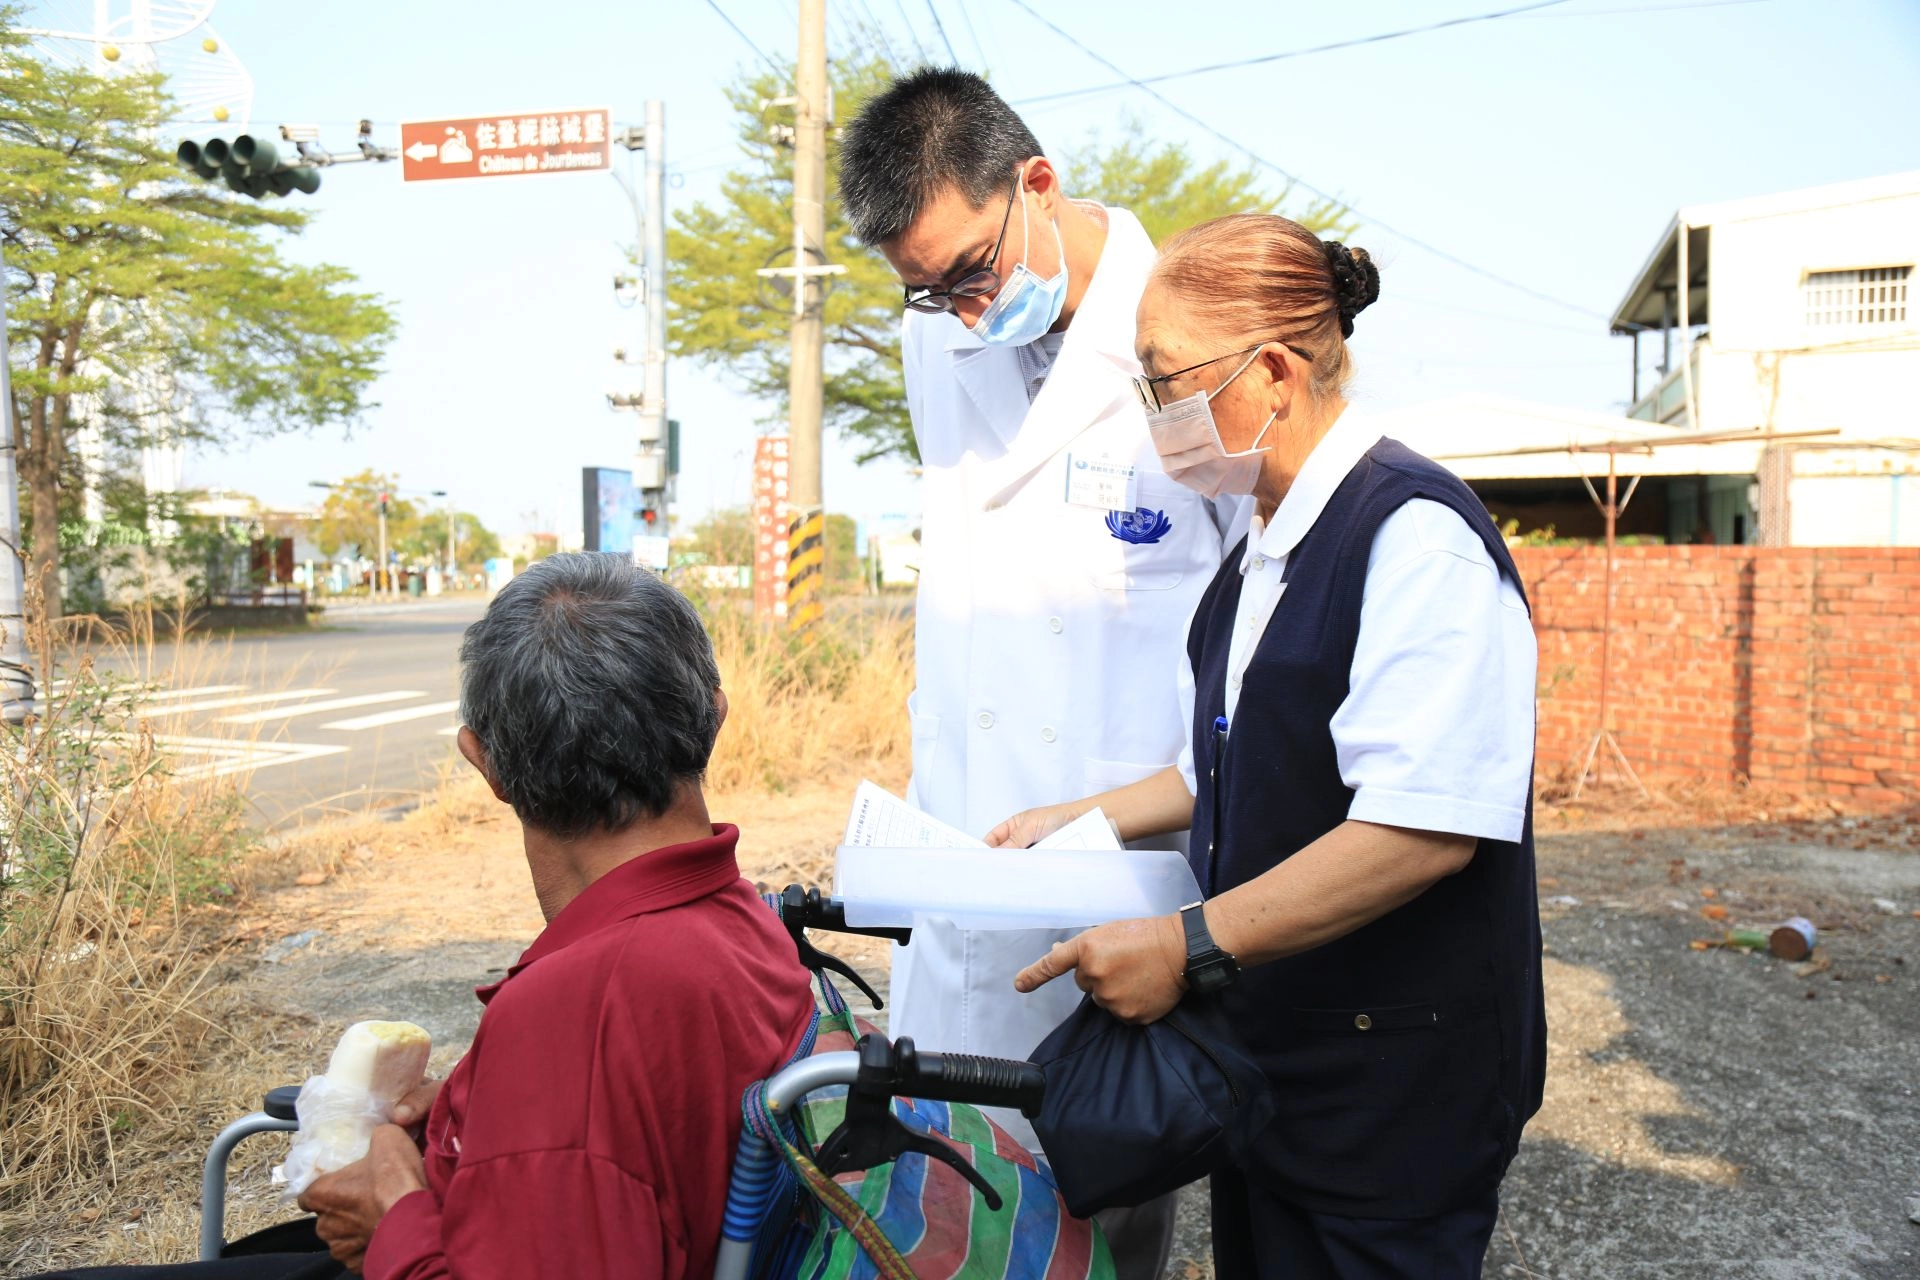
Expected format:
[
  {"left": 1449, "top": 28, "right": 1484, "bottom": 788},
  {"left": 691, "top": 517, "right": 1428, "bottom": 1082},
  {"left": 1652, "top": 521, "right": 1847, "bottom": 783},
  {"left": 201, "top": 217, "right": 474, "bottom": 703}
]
[{"left": 77, "top": 596, "right": 485, "bottom": 828}]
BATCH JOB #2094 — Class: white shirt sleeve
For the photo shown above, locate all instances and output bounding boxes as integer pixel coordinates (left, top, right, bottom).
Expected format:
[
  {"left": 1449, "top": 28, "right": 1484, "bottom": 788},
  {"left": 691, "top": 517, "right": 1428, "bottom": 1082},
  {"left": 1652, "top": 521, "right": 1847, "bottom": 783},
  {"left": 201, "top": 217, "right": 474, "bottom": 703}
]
[
  {"left": 1330, "top": 499, "right": 1537, "bottom": 843},
  {"left": 1176, "top": 646, "right": 1199, "bottom": 797}
]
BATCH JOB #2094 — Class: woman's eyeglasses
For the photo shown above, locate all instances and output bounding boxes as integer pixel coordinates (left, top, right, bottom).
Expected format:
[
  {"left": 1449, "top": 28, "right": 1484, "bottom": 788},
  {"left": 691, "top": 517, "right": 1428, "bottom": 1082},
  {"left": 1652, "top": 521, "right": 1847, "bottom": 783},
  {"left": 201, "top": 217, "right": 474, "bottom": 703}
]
[
  {"left": 1131, "top": 341, "right": 1316, "bottom": 413},
  {"left": 902, "top": 176, "right": 1021, "bottom": 315}
]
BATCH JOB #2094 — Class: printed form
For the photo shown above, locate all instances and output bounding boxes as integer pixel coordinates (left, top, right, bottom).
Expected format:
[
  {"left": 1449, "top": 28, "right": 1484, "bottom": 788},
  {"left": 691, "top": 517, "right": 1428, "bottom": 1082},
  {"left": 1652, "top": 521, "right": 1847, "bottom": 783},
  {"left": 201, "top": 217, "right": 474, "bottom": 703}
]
[{"left": 842, "top": 780, "right": 1122, "bottom": 851}]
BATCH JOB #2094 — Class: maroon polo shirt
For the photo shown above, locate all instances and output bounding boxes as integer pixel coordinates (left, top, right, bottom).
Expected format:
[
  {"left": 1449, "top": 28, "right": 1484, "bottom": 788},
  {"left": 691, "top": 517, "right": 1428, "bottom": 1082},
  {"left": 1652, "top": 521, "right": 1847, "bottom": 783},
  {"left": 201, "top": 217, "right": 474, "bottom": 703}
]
[{"left": 364, "top": 825, "right": 814, "bottom": 1280}]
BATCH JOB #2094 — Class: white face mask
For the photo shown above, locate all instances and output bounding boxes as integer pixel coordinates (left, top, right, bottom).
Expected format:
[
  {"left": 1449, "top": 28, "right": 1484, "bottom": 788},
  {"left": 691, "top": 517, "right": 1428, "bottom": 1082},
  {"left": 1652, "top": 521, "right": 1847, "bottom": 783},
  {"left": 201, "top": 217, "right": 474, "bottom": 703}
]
[{"left": 1144, "top": 348, "right": 1278, "bottom": 499}]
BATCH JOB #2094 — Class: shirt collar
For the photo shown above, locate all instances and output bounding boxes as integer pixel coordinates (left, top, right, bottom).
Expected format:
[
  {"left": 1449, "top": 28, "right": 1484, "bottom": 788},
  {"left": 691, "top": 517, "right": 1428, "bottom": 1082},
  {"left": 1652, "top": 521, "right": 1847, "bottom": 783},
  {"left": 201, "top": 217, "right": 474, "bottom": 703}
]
[
  {"left": 478, "top": 824, "right": 745, "bottom": 1003},
  {"left": 1241, "top": 406, "right": 1383, "bottom": 574}
]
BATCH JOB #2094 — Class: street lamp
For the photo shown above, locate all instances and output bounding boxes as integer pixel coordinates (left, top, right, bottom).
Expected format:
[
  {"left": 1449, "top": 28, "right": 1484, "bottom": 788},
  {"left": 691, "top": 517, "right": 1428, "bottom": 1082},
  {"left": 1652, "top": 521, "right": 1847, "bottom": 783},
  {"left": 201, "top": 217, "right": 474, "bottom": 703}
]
[{"left": 428, "top": 490, "right": 454, "bottom": 585}]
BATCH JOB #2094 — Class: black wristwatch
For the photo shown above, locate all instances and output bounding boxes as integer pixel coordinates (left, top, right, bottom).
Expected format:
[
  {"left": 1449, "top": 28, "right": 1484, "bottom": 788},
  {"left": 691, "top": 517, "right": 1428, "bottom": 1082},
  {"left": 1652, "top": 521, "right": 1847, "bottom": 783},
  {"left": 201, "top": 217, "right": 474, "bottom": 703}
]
[{"left": 1179, "top": 901, "right": 1240, "bottom": 995}]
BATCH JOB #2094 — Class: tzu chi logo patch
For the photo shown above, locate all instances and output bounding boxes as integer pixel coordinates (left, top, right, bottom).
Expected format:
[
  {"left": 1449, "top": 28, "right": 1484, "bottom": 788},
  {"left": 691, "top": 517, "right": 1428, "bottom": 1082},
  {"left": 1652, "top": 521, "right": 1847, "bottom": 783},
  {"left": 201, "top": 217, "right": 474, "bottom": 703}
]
[{"left": 1105, "top": 507, "right": 1173, "bottom": 545}]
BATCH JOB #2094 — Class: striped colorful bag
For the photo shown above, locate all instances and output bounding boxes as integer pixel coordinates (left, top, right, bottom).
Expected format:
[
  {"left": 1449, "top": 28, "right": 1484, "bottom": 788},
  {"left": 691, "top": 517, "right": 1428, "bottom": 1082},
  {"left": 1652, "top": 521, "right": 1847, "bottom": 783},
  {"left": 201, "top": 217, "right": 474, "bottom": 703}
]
[{"left": 741, "top": 980, "right": 1114, "bottom": 1280}]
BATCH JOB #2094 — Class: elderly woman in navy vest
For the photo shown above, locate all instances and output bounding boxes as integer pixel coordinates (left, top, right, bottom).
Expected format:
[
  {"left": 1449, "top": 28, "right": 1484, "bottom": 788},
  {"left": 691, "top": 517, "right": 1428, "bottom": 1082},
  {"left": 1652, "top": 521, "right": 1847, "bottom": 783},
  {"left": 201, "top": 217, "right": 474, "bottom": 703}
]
[{"left": 990, "top": 213, "right": 1546, "bottom": 1279}]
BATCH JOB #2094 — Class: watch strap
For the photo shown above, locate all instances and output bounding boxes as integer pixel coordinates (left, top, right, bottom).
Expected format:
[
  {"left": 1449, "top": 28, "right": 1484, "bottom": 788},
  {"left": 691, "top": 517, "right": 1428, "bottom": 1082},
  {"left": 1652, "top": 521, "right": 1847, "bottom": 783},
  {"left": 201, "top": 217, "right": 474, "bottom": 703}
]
[{"left": 1180, "top": 901, "right": 1214, "bottom": 962}]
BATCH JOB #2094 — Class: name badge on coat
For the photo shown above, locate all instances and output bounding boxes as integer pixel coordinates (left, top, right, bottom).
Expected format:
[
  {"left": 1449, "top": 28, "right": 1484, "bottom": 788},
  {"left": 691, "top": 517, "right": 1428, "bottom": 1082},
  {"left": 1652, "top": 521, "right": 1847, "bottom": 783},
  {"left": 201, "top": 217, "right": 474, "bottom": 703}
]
[{"left": 1064, "top": 454, "right": 1139, "bottom": 511}]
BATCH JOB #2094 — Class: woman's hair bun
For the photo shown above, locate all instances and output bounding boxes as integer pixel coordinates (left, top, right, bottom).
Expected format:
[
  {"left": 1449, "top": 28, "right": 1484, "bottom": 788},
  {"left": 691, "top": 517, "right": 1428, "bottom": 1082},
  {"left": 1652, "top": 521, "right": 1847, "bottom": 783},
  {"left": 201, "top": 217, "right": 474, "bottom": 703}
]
[{"left": 1321, "top": 240, "right": 1380, "bottom": 339}]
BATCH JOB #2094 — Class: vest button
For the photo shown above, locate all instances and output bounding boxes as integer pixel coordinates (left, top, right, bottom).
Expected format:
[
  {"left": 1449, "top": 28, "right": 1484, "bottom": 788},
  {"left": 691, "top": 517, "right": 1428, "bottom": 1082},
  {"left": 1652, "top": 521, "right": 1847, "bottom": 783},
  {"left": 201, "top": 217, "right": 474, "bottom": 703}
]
[
  {"left": 977, "top": 711, "right": 995, "bottom": 729},
  {"left": 1047, "top": 616, "right": 1064, "bottom": 634},
  {"left": 1354, "top": 1013, "right": 1373, "bottom": 1031},
  {"left": 1040, "top": 726, "right": 1057, "bottom": 743}
]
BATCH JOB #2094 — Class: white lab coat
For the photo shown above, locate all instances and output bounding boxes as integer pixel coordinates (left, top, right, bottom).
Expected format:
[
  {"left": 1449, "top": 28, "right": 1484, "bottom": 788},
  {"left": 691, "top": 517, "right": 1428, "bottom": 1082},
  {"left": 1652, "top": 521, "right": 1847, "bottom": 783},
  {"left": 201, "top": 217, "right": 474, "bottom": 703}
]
[{"left": 891, "top": 206, "right": 1239, "bottom": 1144}]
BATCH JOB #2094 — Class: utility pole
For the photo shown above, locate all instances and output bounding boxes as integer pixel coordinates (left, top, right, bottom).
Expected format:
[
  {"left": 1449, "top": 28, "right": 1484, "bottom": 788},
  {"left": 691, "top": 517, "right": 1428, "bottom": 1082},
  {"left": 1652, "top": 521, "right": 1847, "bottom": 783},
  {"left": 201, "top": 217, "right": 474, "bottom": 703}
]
[
  {"left": 785, "top": 0, "right": 829, "bottom": 630},
  {"left": 0, "top": 271, "right": 35, "bottom": 723}
]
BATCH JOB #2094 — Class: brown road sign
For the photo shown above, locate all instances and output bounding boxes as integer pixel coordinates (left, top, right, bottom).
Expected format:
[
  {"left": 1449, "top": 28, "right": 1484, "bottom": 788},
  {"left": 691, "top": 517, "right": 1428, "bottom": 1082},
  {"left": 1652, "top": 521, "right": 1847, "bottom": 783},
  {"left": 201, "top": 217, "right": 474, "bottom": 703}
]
[{"left": 399, "top": 109, "right": 612, "bottom": 183}]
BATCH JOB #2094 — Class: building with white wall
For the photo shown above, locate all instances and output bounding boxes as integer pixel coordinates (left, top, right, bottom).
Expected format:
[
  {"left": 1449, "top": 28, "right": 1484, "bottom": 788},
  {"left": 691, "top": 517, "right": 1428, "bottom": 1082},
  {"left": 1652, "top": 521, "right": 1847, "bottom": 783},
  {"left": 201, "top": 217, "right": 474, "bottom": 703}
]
[{"left": 1608, "top": 171, "right": 1919, "bottom": 545}]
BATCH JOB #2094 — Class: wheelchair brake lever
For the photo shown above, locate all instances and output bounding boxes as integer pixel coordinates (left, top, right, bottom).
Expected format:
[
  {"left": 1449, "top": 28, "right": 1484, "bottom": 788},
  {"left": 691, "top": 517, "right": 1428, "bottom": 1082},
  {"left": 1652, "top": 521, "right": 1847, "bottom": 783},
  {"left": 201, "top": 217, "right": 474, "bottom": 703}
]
[
  {"left": 812, "top": 947, "right": 887, "bottom": 1010},
  {"left": 778, "top": 885, "right": 891, "bottom": 1009},
  {"left": 813, "top": 1040, "right": 1005, "bottom": 1212}
]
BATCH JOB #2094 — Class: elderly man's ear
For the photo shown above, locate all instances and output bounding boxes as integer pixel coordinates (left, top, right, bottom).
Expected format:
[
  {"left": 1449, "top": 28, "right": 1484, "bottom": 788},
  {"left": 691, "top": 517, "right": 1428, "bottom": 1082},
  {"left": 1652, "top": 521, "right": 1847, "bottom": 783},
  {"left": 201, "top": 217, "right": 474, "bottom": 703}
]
[
  {"left": 715, "top": 686, "right": 729, "bottom": 732},
  {"left": 456, "top": 726, "right": 512, "bottom": 804}
]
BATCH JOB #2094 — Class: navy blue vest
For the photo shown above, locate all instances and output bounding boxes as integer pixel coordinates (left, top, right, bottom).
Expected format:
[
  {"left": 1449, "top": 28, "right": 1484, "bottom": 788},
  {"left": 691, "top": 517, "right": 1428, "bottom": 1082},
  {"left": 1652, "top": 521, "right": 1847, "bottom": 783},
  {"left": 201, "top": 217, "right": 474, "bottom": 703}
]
[{"left": 1187, "top": 438, "right": 1546, "bottom": 1218}]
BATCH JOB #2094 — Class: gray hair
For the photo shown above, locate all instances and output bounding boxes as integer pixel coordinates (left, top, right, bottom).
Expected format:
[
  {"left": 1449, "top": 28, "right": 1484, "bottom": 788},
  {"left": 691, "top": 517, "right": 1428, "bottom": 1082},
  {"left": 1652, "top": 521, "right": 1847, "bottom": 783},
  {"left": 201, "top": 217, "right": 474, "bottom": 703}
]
[{"left": 458, "top": 553, "right": 721, "bottom": 838}]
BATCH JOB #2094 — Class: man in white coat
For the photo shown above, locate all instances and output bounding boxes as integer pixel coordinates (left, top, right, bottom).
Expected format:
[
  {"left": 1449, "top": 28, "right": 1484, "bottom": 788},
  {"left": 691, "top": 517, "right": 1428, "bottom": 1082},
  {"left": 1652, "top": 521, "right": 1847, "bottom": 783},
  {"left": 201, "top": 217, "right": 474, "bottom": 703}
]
[{"left": 840, "top": 71, "right": 1239, "bottom": 1277}]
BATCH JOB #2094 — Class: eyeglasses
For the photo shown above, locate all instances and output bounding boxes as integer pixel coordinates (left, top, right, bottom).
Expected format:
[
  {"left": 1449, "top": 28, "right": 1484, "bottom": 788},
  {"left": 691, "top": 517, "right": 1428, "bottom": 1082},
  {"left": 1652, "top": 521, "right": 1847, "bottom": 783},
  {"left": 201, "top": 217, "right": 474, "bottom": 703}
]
[
  {"left": 1131, "top": 341, "right": 1316, "bottom": 413},
  {"left": 902, "top": 175, "right": 1022, "bottom": 315}
]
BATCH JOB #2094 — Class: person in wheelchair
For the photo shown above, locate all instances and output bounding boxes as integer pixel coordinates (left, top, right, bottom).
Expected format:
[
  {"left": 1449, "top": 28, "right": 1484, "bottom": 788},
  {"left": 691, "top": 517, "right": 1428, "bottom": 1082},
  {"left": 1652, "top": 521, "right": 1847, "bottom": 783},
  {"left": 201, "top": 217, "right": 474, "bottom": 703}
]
[{"left": 44, "top": 553, "right": 816, "bottom": 1279}]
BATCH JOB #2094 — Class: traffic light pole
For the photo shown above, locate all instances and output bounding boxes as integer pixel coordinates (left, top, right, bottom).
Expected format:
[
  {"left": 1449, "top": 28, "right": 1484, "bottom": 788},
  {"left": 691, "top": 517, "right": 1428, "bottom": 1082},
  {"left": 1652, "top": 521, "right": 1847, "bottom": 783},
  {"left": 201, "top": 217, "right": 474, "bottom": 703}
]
[
  {"left": 0, "top": 271, "right": 36, "bottom": 724},
  {"left": 642, "top": 101, "right": 669, "bottom": 501}
]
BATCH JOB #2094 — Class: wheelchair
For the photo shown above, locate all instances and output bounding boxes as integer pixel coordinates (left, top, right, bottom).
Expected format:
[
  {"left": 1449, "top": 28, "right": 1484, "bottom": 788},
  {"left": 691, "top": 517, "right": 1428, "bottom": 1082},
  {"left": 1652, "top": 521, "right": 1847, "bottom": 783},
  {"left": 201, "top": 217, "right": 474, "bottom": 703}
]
[{"left": 198, "top": 886, "right": 1049, "bottom": 1280}]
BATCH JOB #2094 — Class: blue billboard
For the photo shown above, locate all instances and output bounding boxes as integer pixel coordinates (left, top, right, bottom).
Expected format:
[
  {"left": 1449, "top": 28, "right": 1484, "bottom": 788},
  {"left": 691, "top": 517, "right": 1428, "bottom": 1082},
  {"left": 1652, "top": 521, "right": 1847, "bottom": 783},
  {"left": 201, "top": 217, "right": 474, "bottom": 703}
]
[{"left": 582, "top": 466, "right": 640, "bottom": 555}]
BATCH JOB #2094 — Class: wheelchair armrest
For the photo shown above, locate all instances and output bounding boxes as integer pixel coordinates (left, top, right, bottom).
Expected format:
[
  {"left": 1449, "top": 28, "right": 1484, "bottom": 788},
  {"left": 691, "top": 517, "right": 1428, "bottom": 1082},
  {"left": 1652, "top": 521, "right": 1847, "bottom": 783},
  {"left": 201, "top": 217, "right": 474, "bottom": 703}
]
[{"left": 198, "top": 1087, "right": 304, "bottom": 1261}]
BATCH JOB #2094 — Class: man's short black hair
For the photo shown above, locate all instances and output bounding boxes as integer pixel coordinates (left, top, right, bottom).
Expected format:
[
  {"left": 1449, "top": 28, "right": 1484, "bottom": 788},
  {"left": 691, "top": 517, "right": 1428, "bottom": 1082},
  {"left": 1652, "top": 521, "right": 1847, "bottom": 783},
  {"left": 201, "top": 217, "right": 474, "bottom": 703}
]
[
  {"left": 839, "top": 67, "right": 1043, "bottom": 246},
  {"left": 459, "top": 553, "right": 721, "bottom": 838}
]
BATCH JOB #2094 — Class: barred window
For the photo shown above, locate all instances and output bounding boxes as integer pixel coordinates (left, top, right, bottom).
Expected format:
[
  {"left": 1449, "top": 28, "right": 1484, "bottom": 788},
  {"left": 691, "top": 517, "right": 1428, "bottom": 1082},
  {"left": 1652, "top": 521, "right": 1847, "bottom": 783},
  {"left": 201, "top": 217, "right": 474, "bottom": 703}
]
[{"left": 1804, "top": 265, "right": 1910, "bottom": 327}]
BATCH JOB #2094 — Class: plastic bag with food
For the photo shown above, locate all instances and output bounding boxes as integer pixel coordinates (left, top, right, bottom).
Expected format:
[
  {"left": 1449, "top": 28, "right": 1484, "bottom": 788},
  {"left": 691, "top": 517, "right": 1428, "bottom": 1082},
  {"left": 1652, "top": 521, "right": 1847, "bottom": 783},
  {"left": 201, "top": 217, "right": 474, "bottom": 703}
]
[{"left": 276, "top": 1020, "right": 431, "bottom": 1197}]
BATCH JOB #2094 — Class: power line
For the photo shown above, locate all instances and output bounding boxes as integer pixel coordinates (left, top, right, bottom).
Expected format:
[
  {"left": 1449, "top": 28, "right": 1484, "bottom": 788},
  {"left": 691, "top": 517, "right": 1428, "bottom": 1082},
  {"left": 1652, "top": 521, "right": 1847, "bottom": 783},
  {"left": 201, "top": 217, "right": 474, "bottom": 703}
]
[
  {"left": 1003, "top": 0, "right": 1609, "bottom": 322},
  {"left": 890, "top": 0, "right": 930, "bottom": 60},
  {"left": 953, "top": 0, "right": 992, "bottom": 73},
  {"left": 1016, "top": 0, "right": 1575, "bottom": 107},
  {"left": 1393, "top": 293, "right": 1613, "bottom": 337},
  {"left": 703, "top": 0, "right": 784, "bottom": 74},
  {"left": 923, "top": 0, "right": 960, "bottom": 64}
]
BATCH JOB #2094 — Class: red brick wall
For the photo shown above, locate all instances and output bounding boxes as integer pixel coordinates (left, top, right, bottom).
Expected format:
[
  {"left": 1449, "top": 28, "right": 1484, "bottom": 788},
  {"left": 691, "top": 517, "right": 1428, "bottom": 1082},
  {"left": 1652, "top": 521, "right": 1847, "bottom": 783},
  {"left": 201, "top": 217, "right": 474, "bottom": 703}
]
[{"left": 1510, "top": 546, "right": 1920, "bottom": 810}]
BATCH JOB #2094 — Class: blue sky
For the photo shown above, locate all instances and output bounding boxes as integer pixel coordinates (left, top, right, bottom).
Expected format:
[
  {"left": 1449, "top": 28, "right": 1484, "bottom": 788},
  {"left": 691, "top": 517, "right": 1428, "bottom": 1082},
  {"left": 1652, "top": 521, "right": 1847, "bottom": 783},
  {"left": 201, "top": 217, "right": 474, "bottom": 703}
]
[{"left": 55, "top": 0, "right": 1920, "bottom": 539}]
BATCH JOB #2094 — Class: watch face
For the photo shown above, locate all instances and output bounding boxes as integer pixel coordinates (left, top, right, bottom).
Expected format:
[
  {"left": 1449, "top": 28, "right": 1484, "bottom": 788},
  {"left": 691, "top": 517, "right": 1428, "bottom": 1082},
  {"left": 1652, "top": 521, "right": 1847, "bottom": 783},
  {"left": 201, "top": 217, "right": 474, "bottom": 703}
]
[{"left": 1190, "top": 957, "right": 1235, "bottom": 994}]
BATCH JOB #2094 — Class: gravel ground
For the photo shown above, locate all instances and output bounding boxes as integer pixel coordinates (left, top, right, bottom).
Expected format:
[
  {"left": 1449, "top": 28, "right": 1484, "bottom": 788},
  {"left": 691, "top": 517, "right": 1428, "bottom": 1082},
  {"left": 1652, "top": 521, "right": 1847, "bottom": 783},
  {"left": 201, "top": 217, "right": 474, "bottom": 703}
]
[{"left": 1487, "top": 811, "right": 1920, "bottom": 1280}]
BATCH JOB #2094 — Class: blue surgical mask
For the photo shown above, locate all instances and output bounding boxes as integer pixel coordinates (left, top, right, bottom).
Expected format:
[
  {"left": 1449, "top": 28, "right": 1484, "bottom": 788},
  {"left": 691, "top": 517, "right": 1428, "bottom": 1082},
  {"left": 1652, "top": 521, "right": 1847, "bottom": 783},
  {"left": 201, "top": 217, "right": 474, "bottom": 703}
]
[{"left": 971, "top": 177, "right": 1069, "bottom": 347}]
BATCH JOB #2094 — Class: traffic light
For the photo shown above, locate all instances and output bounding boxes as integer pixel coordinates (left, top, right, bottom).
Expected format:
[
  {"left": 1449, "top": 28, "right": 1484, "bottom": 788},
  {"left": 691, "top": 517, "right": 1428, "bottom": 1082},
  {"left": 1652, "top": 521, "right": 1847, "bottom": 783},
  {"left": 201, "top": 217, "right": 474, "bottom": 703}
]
[{"left": 177, "top": 135, "right": 321, "bottom": 201}]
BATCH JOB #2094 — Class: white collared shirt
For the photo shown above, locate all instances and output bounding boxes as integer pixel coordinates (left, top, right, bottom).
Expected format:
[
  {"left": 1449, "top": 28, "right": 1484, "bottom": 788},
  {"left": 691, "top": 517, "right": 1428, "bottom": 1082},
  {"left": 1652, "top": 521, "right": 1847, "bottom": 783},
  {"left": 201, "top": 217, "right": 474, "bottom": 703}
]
[{"left": 1176, "top": 407, "right": 1537, "bottom": 844}]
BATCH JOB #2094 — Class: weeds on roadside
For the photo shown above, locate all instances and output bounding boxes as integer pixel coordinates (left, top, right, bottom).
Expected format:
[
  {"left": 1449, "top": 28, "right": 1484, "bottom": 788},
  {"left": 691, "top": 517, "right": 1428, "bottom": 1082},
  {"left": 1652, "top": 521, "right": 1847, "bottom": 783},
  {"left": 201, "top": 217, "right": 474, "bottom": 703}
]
[
  {"left": 0, "top": 602, "right": 256, "bottom": 1243},
  {"left": 694, "top": 597, "right": 913, "bottom": 795}
]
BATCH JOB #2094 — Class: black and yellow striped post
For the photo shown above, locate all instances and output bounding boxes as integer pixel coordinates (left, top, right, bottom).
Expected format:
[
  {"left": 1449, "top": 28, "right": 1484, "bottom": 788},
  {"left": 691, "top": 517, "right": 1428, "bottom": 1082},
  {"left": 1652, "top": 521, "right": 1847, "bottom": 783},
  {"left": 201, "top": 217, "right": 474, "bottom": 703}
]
[{"left": 786, "top": 506, "right": 825, "bottom": 632}]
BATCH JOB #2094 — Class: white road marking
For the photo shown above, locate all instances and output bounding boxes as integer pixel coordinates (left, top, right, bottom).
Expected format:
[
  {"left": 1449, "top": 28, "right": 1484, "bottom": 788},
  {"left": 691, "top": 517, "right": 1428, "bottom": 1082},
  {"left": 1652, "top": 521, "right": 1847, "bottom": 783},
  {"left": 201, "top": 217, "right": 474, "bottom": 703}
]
[
  {"left": 436, "top": 725, "right": 461, "bottom": 737},
  {"left": 147, "top": 688, "right": 338, "bottom": 717},
  {"left": 217, "top": 690, "right": 427, "bottom": 725},
  {"left": 156, "top": 735, "right": 349, "bottom": 779},
  {"left": 321, "top": 699, "right": 462, "bottom": 732},
  {"left": 140, "top": 683, "right": 248, "bottom": 702}
]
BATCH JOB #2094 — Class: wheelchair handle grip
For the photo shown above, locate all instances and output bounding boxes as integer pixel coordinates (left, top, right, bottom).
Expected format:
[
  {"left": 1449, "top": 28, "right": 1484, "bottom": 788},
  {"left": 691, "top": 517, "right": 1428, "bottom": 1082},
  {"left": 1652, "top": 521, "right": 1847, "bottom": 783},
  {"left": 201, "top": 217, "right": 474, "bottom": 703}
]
[{"left": 902, "top": 1050, "right": 1047, "bottom": 1118}]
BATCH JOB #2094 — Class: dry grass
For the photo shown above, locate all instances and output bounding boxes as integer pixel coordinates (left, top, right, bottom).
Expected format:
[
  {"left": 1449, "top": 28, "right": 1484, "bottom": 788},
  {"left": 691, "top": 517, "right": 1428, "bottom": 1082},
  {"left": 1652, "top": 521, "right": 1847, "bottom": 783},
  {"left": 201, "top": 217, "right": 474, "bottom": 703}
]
[
  {"left": 700, "top": 602, "right": 913, "bottom": 797},
  {"left": 0, "top": 611, "right": 271, "bottom": 1269}
]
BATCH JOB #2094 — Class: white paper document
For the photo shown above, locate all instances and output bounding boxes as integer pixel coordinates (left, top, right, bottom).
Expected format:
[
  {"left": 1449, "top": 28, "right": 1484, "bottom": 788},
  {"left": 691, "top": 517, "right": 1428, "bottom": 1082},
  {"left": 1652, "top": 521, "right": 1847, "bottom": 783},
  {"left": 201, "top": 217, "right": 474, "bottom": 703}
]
[
  {"left": 842, "top": 779, "right": 983, "bottom": 849},
  {"left": 834, "top": 780, "right": 1197, "bottom": 930},
  {"left": 841, "top": 779, "right": 1123, "bottom": 852}
]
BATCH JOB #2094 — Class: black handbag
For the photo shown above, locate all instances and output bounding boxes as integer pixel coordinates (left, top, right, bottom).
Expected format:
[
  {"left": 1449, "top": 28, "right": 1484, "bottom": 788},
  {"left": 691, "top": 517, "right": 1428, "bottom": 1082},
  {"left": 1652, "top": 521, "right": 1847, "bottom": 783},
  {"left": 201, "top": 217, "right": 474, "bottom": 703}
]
[{"left": 1027, "top": 991, "right": 1277, "bottom": 1218}]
